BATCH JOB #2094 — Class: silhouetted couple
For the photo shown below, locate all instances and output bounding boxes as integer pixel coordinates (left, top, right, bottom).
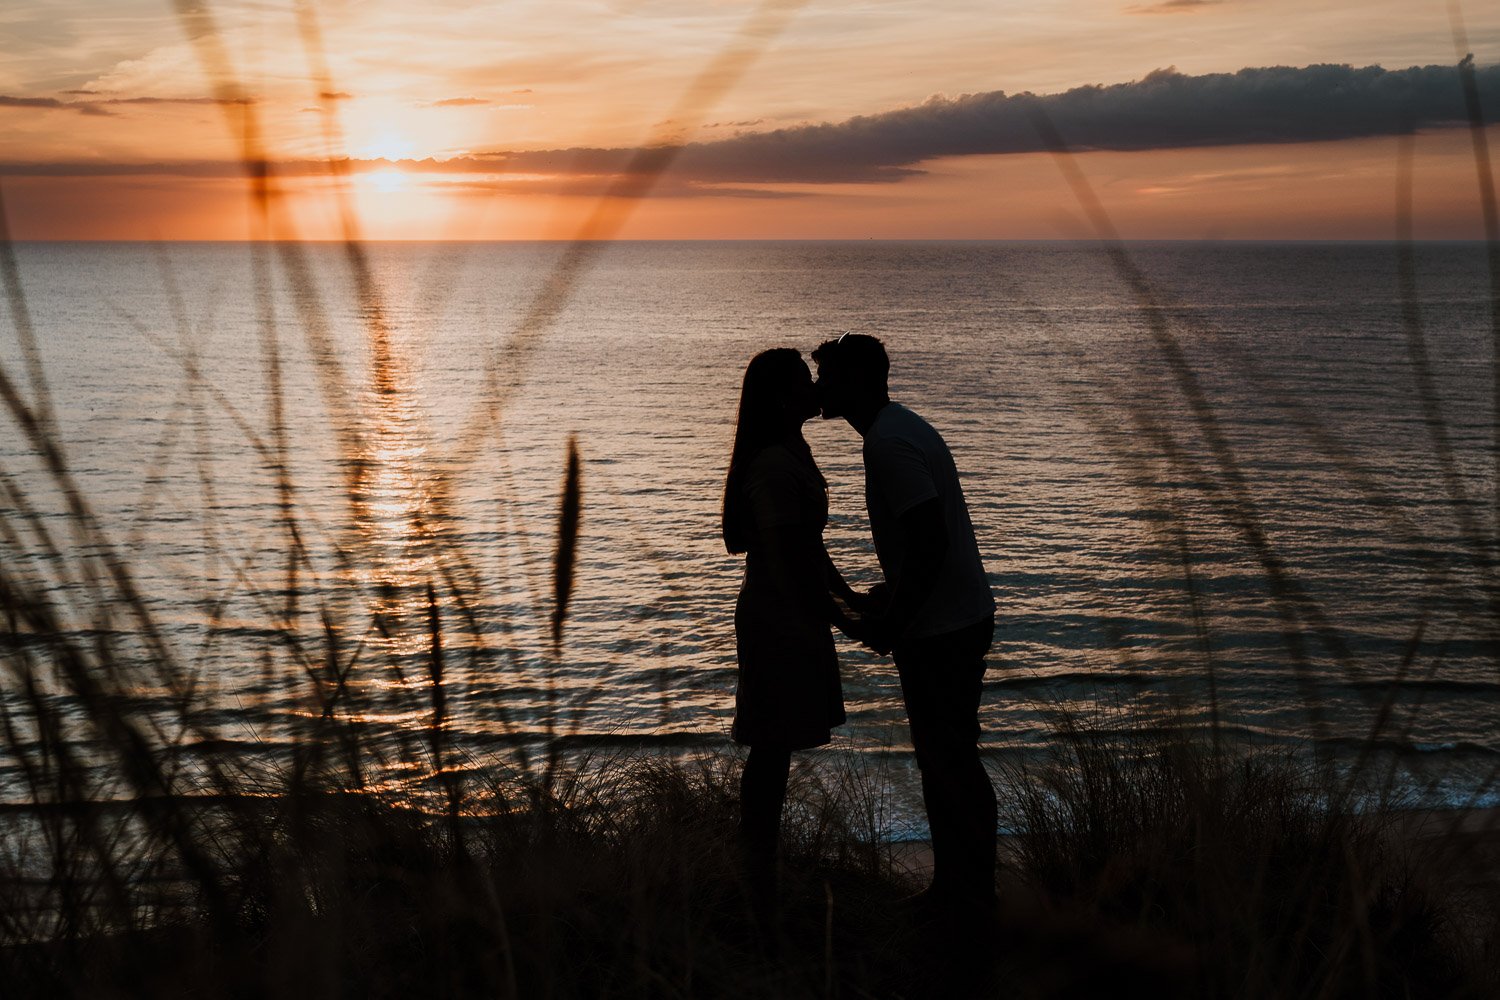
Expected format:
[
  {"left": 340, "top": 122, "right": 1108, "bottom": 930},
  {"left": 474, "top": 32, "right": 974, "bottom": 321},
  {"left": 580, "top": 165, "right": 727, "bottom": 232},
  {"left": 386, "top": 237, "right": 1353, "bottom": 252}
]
[{"left": 721, "top": 334, "right": 997, "bottom": 914}]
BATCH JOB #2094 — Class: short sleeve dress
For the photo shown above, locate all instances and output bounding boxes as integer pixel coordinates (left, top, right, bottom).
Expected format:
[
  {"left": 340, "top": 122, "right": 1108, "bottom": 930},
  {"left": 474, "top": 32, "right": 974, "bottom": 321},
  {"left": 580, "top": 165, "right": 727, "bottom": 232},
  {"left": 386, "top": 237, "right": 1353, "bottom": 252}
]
[{"left": 732, "top": 443, "right": 847, "bottom": 750}]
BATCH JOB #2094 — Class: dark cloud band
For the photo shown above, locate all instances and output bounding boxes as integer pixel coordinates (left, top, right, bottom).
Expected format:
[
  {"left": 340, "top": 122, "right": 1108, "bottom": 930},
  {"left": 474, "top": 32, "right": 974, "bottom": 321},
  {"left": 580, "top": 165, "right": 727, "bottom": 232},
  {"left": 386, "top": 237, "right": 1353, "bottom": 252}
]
[
  {"left": 639, "top": 61, "right": 1500, "bottom": 184},
  {"left": 1, "top": 62, "right": 1495, "bottom": 190}
]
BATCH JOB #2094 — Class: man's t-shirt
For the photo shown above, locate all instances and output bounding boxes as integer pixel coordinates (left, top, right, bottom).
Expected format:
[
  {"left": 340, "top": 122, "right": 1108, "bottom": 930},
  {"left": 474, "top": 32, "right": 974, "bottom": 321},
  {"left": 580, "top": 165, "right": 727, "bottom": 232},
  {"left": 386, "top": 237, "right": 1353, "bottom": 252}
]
[{"left": 862, "top": 402, "right": 995, "bottom": 639}]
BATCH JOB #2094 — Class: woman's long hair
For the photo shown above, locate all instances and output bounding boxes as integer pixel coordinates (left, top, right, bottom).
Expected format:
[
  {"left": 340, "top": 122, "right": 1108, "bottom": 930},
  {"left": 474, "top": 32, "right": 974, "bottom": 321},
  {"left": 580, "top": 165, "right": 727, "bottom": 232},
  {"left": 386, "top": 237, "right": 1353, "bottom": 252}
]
[{"left": 722, "top": 348, "right": 821, "bottom": 554}]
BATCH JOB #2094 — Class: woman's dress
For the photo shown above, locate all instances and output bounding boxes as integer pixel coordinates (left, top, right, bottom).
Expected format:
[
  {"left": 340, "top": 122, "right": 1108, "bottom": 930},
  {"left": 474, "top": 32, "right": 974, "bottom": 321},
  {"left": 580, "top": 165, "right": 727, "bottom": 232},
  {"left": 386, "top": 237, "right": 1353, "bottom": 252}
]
[{"left": 732, "top": 443, "right": 847, "bottom": 750}]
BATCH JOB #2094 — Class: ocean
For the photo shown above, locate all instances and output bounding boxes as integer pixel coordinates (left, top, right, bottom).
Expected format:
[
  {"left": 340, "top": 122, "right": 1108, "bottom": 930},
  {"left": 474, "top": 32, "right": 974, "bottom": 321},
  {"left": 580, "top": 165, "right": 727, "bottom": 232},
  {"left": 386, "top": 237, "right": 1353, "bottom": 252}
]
[{"left": 1, "top": 240, "right": 1495, "bottom": 834}]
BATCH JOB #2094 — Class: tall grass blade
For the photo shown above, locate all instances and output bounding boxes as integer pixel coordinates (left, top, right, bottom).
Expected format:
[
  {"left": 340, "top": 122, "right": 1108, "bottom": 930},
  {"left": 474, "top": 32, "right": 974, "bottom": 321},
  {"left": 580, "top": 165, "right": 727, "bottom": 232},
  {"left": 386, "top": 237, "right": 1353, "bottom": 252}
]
[
  {"left": 445, "top": 0, "right": 809, "bottom": 464},
  {"left": 1453, "top": 48, "right": 1500, "bottom": 660},
  {"left": 0, "top": 185, "right": 54, "bottom": 436},
  {"left": 1022, "top": 103, "right": 1390, "bottom": 770}
]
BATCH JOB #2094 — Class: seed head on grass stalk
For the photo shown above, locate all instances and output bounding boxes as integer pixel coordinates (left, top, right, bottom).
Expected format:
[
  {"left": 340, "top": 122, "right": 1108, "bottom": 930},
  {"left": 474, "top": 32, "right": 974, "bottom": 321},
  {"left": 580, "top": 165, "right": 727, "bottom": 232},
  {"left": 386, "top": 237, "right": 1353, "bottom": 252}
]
[
  {"left": 551, "top": 436, "right": 582, "bottom": 651},
  {"left": 535, "top": 436, "right": 583, "bottom": 792}
]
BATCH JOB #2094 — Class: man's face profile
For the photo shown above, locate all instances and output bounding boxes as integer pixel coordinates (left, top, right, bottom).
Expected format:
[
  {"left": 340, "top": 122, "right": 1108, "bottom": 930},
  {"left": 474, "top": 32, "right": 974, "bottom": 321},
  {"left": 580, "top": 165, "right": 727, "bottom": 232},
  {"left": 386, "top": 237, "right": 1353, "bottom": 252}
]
[{"left": 814, "top": 362, "right": 842, "bottom": 420}]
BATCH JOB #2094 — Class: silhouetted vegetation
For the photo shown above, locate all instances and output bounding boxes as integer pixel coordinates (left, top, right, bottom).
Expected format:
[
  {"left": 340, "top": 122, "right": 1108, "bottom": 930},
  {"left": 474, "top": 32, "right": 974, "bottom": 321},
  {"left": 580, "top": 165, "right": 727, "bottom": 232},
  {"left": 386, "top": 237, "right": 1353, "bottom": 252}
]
[{"left": 1007, "top": 719, "right": 1494, "bottom": 998}]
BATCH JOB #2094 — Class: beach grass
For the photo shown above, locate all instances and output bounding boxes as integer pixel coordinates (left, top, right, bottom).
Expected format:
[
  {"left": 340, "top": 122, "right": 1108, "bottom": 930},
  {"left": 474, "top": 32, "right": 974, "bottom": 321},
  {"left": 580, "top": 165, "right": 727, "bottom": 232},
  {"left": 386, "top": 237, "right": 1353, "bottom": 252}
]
[
  {"left": 2, "top": 701, "right": 1496, "bottom": 997},
  {"left": 1005, "top": 717, "right": 1494, "bottom": 998}
]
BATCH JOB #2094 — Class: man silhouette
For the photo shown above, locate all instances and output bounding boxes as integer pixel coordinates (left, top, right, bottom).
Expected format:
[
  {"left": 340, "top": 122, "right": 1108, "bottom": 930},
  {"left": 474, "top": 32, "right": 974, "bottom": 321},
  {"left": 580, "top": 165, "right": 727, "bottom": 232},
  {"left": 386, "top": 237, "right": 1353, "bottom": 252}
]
[{"left": 812, "top": 333, "right": 998, "bottom": 911}]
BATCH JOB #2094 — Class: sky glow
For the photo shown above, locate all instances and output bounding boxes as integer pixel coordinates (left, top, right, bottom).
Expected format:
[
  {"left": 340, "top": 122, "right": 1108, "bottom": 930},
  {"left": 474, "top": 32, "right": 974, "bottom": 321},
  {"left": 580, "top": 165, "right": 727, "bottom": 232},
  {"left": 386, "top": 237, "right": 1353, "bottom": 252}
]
[{"left": 1, "top": 0, "right": 1497, "bottom": 239}]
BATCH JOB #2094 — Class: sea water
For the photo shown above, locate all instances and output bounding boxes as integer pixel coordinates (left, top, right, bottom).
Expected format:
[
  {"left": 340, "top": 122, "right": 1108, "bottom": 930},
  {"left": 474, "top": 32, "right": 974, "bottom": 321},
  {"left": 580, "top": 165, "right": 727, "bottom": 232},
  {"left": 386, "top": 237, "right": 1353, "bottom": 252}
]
[{"left": 1, "top": 240, "right": 1495, "bottom": 834}]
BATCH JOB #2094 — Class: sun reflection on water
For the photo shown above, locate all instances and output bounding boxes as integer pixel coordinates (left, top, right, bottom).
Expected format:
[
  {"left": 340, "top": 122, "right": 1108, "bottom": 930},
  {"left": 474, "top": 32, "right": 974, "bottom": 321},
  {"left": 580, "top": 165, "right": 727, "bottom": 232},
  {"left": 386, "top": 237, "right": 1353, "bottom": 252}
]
[{"left": 343, "top": 324, "right": 453, "bottom": 718}]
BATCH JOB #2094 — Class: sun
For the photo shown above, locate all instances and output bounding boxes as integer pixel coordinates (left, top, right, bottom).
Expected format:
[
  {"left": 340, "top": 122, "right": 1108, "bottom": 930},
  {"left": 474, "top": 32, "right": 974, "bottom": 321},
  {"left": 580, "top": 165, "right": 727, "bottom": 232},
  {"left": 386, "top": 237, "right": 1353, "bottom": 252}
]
[
  {"left": 355, "top": 131, "right": 419, "bottom": 163},
  {"left": 361, "top": 168, "right": 411, "bottom": 193}
]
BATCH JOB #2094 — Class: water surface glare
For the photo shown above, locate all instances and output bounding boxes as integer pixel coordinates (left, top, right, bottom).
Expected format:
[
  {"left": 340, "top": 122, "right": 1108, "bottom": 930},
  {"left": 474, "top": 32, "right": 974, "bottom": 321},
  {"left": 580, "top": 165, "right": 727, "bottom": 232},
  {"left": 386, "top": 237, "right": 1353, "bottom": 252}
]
[{"left": 1, "top": 240, "right": 1496, "bottom": 831}]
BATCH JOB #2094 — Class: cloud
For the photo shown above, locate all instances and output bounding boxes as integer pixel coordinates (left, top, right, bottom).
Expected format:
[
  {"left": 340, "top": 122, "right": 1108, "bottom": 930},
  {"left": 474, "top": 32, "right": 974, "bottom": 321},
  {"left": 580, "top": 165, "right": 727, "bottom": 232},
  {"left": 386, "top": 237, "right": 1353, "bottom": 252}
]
[
  {"left": 1127, "top": 0, "right": 1222, "bottom": 13},
  {"left": 4, "top": 63, "right": 1496, "bottom": 197},
  {"left": 319, "top": 91, "right": 353, "bottom": 101},
  {"left": 0, "top": 94, "right": 112, "bottom": 116},
  {"left": 1, "top": 95, "right": 70, "bottom": 109},
  {"left": 435, "top": 176, "right": 806, "bottom": 199},
  {"left": 0, "top": 157, "right": 805, "bottom": 202},
  {"left": 0, "top": 161, "right": 250, "bottom": 178},
  {"left": 0, "top": 92, "right": 255, "bottom": 117},
  {"left": 447, "top": 61, "right": 1500, "bottom": 186},
  {"left": 98, "top": 95, "right": 256, "bottom": 106},
  {"left": 430, "top": 97, "right": 489, "bottom": 107}
]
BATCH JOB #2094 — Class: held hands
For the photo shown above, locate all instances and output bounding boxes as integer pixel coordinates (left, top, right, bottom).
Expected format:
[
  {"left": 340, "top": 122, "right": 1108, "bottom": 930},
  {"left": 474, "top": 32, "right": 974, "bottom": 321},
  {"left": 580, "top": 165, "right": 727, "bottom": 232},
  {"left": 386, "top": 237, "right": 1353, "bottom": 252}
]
[
  {"left": 833, "top": 584, "right": 895, "bottom": 656},
  {"left": 835, "top": 611, "right": 890, "bottom": 654},
  {"left": 842, "top": 582, "right": 889, "bottom": 618}
]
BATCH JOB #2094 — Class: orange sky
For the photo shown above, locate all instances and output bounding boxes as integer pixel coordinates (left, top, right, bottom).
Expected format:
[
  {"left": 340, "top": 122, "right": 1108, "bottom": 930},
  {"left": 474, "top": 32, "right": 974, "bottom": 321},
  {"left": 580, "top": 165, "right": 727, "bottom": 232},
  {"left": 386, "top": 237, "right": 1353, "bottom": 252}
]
[{"left": 2, "top": 0, "right": 1498, "bottom": 240}]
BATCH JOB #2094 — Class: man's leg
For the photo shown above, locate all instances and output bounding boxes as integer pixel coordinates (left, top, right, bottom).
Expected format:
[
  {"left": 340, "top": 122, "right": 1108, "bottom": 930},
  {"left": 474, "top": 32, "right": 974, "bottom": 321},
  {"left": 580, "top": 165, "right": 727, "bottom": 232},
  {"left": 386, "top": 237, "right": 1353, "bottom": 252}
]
[
  {"left": 895, "top": 618, "right": 995, "bottom": 902},
  {"left": 954, "top": 673, "right": 998, "bottom": 896}
]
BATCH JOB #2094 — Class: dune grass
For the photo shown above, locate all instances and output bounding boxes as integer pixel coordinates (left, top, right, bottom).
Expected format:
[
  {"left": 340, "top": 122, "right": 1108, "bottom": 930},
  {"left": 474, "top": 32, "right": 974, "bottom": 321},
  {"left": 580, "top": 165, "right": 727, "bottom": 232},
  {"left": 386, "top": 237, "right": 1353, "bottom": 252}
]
[
  {"left": 1005, "top": 718, "right": 1494, "bottom": 998},
  {"left": 3, "top": 705, "right": 1495, "bottom": 998},
  {"left": 0, "top": 747, "right": 935, "bottom": 999}
]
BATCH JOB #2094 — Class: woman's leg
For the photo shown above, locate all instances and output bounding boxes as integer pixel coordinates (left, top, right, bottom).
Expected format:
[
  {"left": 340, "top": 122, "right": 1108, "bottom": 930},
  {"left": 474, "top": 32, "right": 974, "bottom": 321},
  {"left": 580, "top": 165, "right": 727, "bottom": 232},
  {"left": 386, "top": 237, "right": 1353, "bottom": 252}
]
[{"left": 738, "top": 745, "right": 792, "bottom": 861}]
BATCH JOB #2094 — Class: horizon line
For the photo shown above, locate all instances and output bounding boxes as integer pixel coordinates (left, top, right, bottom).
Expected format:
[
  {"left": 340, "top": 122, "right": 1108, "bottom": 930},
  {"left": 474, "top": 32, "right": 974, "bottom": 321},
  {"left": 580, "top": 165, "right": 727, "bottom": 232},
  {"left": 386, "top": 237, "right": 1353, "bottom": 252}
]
[{"left": 6, "top": 236, "right": 1494, "bottom": 245}]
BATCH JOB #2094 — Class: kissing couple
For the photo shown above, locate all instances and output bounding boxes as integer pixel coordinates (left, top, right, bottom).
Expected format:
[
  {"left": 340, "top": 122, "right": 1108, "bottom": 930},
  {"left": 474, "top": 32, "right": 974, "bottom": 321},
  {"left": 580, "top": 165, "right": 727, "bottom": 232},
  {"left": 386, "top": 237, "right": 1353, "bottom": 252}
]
[{"left": 721, "top": 333, "right": 997, "bottom": 912}]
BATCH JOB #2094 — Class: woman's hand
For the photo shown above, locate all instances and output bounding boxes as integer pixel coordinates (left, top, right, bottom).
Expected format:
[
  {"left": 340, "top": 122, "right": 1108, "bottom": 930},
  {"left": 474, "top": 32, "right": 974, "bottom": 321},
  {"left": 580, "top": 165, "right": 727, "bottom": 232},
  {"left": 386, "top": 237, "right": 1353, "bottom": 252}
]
[{"left": 833, "top": 609, "right": 869, "bottom": 644}]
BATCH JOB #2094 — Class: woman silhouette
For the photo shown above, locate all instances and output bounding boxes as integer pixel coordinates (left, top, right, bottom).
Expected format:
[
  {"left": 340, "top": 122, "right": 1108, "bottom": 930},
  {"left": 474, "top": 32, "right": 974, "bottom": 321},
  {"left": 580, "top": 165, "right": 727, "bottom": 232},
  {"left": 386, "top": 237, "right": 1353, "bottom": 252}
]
[{"left": 722, "top": 348, "right": 859, "bottom": 866}]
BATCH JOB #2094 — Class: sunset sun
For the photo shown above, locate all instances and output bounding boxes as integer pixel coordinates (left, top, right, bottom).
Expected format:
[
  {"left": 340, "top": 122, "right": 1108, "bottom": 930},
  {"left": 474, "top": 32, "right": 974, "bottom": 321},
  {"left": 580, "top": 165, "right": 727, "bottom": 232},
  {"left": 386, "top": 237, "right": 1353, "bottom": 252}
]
[{"left": 361, "top": 167, "right": 411, "bottom": 193}]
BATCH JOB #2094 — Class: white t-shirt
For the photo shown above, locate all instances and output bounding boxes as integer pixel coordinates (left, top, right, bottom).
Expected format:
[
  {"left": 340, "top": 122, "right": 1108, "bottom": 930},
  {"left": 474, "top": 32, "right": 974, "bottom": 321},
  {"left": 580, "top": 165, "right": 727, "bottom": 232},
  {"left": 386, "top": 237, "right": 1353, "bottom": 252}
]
[{"left": 862, "top": 402, "right": 995, "bottom": 639}]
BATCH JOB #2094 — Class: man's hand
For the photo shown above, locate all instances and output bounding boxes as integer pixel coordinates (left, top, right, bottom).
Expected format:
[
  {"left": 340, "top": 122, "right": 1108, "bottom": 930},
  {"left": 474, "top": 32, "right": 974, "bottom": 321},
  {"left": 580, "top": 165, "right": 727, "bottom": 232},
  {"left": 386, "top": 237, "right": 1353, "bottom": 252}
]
[
  {"left": 833, "top": 605, "right": 893, "bottom": 655},
  {"left": 854, "top": 610, "right": 894, "bottom": 656},
  {"left": 844, "top": 582, "right": 890, "bottom": 618}
]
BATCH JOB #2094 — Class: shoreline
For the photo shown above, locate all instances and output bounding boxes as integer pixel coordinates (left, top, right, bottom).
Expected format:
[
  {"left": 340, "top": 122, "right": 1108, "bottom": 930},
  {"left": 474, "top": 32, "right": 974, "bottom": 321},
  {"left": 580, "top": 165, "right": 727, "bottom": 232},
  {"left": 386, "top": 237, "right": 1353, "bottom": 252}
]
[{"left": 887, "top": 806, "right": 1500, "bottom": 882}]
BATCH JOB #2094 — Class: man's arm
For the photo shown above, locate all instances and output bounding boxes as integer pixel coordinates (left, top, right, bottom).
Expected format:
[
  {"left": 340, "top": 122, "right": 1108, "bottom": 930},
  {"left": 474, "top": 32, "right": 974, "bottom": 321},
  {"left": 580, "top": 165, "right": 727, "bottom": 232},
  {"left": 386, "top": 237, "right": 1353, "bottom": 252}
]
[{"left": 866, "top": 496, "right": 947, "bottom": 653}]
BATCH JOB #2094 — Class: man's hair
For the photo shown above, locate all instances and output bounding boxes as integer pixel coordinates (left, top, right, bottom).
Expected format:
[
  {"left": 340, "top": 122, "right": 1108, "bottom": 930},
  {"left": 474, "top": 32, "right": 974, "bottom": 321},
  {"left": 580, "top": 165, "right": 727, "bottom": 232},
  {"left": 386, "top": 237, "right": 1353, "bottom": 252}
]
[{"left": 811, "top": 332, "right": 889, "bottom": 392}]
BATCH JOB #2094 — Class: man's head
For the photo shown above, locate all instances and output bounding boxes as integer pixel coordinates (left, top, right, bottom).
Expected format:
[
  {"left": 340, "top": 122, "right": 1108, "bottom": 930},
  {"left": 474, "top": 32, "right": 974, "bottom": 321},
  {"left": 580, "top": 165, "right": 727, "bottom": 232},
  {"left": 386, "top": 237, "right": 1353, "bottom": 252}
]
[{"left": 812, "top": 332, "right": 889, "bottom": 422}]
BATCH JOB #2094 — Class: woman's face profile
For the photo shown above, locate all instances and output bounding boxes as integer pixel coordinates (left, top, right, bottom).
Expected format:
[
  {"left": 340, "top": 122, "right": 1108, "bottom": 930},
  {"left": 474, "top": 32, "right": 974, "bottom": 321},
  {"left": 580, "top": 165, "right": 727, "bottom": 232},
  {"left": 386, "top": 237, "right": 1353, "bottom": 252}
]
[{"left": 785, "top": 360, "right": 818, "bottom": 423}]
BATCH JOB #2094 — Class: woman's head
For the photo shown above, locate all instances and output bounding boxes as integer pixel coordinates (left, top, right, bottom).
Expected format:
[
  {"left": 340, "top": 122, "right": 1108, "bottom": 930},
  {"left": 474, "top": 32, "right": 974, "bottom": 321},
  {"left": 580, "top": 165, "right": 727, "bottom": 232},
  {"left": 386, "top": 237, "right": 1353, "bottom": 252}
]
[
  {"left": 721, "top": 348, "right": 818, "bottom": 554},
  {"left": 735, "top": 348, "right": 817, "bottom": 437}
]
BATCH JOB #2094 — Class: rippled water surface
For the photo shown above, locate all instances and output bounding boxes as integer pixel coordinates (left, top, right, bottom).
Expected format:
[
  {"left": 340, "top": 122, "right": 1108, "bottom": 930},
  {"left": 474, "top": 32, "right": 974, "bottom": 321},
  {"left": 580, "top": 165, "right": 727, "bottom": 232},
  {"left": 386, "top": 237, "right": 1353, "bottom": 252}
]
[{"left": 2, "top": 241, "right": 1496, "bottom": 829}]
